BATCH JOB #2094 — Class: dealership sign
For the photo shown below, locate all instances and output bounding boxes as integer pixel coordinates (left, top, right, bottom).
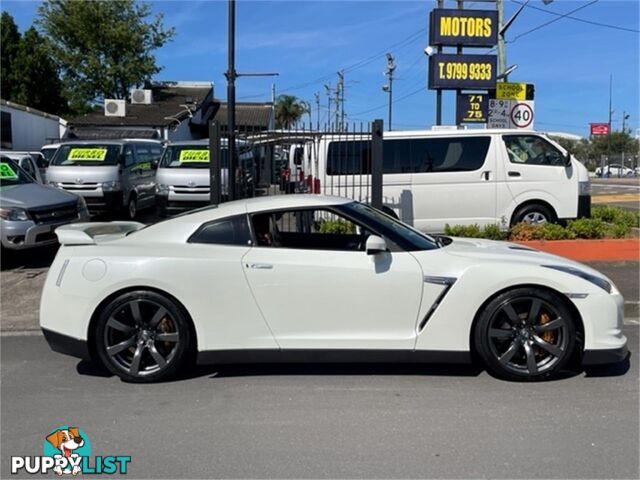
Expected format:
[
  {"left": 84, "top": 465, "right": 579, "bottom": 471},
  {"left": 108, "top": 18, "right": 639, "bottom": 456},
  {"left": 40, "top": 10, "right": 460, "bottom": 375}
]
[
  {"left": 428, "top": 53, "right": 497, "bottom": 90},
  {"left": 429, "top": 9, "right": 498, "bottom": 47},
  {"left": 590, "top": 123, "right": 610, "bottom": 135},
  {"left": 456, "top": 93, "right": 488, "bottom": 124}
]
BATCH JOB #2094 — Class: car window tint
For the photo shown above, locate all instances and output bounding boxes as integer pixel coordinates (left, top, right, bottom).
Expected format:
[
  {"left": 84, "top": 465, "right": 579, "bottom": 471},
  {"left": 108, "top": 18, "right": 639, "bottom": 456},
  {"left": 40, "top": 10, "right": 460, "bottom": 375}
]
[
  {"left": 412, "top": 137, "right": 490, "bottom": 172},
  {"left": 503, "top": 135, "right": 564, "bottom": 166},
  {"left": 251, "top": 208, "right": 369, "bottom": 251},
  {"left": 189, "top": 215, "right": 251, "bottom": 246}
]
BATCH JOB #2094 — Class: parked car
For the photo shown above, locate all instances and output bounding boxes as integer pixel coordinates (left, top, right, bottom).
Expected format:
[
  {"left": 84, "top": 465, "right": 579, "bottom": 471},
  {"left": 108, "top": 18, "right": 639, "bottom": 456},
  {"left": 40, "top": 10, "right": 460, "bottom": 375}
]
[
  {"left": 0, "top": 156, "right": 89, "bottom": 250},
  {"left": 304, "top": 130, "right": 591, "bottom": 232},
  {"left": 41, "top": 195, "right": 626, "bottom": 383},
  {"left": 41, "top": 142, "right": 61, "bottom": 166},
  {"left": 595, "top": 164, "right": 634, "bottom": 177},
  {"left": 155, "top": 138, "right": 255, "bottom": 217},
  {"left": 0, "top": 151, "right": 45, "bottom": 183},
  {"left": 46, "top": 139, "right": 163, "bottom": 218}
]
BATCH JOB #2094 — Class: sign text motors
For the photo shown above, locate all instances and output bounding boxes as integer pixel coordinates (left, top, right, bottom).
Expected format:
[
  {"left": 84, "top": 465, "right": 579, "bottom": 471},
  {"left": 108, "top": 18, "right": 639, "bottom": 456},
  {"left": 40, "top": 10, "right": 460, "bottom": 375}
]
[{"left": 429, "top": 9, "right": 498, "bottom": 47}]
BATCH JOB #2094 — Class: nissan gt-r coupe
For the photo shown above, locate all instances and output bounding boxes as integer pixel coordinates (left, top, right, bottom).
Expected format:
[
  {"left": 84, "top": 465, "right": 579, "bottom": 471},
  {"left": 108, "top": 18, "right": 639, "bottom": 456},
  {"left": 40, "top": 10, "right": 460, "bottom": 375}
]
[{"left": 40, "top": 195, "right": 628, "bottom": 382}]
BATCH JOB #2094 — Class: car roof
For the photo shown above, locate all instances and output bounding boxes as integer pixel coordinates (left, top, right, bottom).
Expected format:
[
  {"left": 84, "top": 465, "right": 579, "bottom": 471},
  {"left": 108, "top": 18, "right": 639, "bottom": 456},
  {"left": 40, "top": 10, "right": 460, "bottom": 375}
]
[{"left": 57, "top": 139, "right": 162, "bottom": 146}]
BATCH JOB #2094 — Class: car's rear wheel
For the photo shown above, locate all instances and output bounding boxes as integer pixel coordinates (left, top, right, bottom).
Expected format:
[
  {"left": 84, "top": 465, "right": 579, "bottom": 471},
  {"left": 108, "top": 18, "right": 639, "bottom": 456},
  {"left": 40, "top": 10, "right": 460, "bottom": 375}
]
[
  {"left": 511, "top": 203, "right": 555, "bottom": 226},
  {"left": 95, "top": 291, "right": 191, "bottom": 382},
  {"left": 474, "top": 288, "right": 576, "bottom": 381},
  {"left": 127, "top": 195, "right": 137, "bottom": 219}
]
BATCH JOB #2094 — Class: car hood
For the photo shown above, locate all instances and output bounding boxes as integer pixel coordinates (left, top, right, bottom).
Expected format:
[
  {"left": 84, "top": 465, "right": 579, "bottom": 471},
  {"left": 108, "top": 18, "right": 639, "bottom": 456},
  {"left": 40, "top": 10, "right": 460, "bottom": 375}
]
[
  {"left": 0, "top": 183, "right": 79, "bottom": 209},
  {"left": 432, "top": 237, "right": 608, "bottom": 279}
]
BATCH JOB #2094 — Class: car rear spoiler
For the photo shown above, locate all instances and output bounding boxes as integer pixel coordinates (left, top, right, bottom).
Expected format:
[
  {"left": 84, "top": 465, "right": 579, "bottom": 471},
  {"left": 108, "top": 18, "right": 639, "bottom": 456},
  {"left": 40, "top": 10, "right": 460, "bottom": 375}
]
[{"left": 55, "top": 222, "right": 145, "bottom": 246}]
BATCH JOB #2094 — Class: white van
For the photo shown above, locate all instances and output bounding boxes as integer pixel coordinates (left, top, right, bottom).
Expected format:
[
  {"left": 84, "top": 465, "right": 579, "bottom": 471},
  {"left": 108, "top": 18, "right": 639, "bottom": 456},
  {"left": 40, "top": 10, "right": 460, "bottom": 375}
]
[{"left": 310, "top": 129, "right": 590, "bottom": 232}]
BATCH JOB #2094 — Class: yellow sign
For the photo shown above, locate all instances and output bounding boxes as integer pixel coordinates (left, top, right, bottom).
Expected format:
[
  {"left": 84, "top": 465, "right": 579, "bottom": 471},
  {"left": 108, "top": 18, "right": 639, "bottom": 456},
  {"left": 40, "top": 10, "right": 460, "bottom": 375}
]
[
  {"left": 179, "top": 150, "right": 209, "bottom": 163},
  {"left": 496, "top": 83, "right": 527, "bottom": 101},
  {"left": 68, "top": 148, "right": 107, "bottom": 161},
  {"left": 430, "top": 9, "right": 498, "bottom": 47}
]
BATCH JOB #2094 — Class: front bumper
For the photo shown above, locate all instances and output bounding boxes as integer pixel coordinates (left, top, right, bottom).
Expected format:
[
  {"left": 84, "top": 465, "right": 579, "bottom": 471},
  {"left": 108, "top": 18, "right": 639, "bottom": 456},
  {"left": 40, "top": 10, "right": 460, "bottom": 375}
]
[
  {"left": 578, "top": 194, "right": 591, "bottom": 218},
  {"left": 42, "top": 328, "right": 91, "bottom": 360},
  {"left": 83, "top": 191, "right": 124, "bottom": 213},
  {"left": 156, "top": 195, "right": 210, "bottom": 213},
  {"left": 1, "top": 213, "right": 89, "bottom": 250}
]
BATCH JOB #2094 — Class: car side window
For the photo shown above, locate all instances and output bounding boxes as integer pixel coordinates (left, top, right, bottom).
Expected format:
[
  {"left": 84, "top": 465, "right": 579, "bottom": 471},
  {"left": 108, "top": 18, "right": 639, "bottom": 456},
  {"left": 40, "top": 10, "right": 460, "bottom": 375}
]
[
  {"left": 123, "top": 146, "right": 135, "bottom": 167},
  {"left": 250, "top": 208, "right": 370, "bottom": 251},
  {"left": 189, "top": 215, "right": 252, "bottom": 246},
  {"left": 20, "top": 158, "right": 36, "bottom": 178},
  {"left": 503, "top": 135, "right": 564, "bottom": 166}
]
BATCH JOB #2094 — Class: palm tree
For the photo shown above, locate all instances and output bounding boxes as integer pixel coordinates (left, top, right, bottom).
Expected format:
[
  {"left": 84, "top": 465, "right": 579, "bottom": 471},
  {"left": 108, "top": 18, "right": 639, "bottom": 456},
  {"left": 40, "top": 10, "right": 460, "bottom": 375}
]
[{"left": 274, "top": 94, "right": 306, "bottom": 129}]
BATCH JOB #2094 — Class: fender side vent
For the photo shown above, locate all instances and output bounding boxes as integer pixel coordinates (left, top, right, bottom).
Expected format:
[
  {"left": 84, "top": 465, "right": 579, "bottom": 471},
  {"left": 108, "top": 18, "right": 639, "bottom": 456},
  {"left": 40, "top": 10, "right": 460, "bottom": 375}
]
[{"left": 419, "top": 277, "right": 456, "bottom": 331}]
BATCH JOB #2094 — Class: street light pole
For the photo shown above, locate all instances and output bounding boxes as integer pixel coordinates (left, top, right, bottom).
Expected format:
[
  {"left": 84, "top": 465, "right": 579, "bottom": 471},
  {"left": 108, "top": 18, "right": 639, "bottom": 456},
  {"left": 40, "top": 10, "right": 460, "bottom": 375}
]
[{"left": 382, "top": 53, "right": 395, "bottom": 131}]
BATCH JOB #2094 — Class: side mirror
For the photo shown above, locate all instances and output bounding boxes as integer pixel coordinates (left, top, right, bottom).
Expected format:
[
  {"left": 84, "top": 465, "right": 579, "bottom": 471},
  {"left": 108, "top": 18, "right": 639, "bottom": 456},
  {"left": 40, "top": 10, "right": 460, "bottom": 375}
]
[
  {"left": 151, "top": 159, "right": 159, "bottom": 170},
  {"left": 564, "top": 152, "right": 572, "bottom": 167},
  {"left": 365, "top": 235, "right": 388, "bottom": 255}
]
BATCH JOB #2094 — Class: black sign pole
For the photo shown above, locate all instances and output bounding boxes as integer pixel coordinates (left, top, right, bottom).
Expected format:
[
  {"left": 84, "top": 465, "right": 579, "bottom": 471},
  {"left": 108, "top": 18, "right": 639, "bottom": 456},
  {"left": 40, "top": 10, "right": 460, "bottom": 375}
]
[
  {"left": 226, "top": 0, "right": 237, "bottom": 201},
  {"left": 455, "top": 0, "right": 464, "bottom": 127},
  {"left": 435, "top": 0, "right": 443, "bottom": 126},
  {"left": 209, "top": 121, "right": 221, "bottom": 205}
]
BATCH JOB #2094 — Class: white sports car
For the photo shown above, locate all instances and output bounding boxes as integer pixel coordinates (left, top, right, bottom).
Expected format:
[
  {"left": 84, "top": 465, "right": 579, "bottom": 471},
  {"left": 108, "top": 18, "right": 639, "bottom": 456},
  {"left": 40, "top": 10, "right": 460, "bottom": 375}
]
[{"left": 40, "top": 195, "right": 628, "bottom": 382}]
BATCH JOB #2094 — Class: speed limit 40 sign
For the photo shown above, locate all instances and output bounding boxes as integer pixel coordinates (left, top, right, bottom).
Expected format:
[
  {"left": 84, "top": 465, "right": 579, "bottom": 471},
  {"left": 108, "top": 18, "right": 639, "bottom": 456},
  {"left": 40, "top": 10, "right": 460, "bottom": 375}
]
[{"left": 488, "top": 99, "right": 534, "bottom": 130}]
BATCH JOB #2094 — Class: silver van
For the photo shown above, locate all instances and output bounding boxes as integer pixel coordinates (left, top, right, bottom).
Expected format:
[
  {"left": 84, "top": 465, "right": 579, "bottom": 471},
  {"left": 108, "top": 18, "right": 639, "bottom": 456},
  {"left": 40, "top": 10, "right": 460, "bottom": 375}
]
[
  {"left": 46, "top": 139, "right": 163, "bottom": 218},
  {"left": 155, "top": 139, "right": 255, "bottom": 217}
]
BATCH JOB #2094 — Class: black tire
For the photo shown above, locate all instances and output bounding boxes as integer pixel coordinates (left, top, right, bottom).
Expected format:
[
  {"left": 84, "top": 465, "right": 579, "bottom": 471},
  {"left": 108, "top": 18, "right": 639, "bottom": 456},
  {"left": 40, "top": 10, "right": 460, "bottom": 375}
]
[
  {"left": 126, "top": 195, "right": 137, "bottom": 220},
  {"left": 511, "top": 203, "right": 556, "bottom": 226},
  {"left": 474, "top": 287, "right": 577, "bottom": 381},
  {"left": 95, "top": 290, "right": 192, "bottom": 383}
]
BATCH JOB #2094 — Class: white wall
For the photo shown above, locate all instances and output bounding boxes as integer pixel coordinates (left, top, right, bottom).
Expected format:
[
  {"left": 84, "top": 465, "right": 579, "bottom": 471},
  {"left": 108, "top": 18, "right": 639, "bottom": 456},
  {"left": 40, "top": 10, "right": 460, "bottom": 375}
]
[{"left": 1, "top": 104, "right": 65, "bottom": 150}]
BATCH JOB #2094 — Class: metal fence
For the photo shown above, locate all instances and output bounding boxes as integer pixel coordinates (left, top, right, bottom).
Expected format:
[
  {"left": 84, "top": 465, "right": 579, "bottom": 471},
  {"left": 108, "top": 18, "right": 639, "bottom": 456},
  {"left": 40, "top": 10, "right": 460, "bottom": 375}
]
[{"left": 207, "top": 120, "right": 384, "bottom": 209}]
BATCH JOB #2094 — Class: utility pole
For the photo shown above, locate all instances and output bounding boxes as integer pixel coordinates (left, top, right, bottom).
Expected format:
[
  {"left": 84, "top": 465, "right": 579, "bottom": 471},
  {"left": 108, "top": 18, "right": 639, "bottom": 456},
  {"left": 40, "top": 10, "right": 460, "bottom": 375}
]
[
  {"left": 622, "top": 111, "right": 629, "bottom": 133},
  {"left": 608, "top": 74, "right": 613, "bottom": 167},
  {"left": 497, "top": 0, "right": 506, "bottom": 80},
  {"left": 314, "top": 92, "right": 320, "bottom": 130},
  {"left": 382, "top": 53, "right": 396, "bottom": 131},
  {"left": 271, "top": 83, "right": 276, "bottom": 104},
  {"left": 324, "top": 83, "right": 332, "bottom": 128},
  {"left": 337, "top": 70, "right": 345, "bottom": 130},
  {"left": 335, "top": 74, "right": 341, "bottom": 129}
]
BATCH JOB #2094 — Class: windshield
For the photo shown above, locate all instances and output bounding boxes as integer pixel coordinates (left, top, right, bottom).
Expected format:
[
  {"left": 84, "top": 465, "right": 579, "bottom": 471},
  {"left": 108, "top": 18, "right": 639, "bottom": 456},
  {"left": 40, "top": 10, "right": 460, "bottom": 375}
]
[
  {"left": 51, "top": 144, "right": 121, "bottom": 166},
  {"left": 160, "top": 144, "right": 254, "bottom": 169},
  {"left": 0, "top": 159, "right": 34, "bottom": 186},
  {"left": 339, "top": 202, "right": 439, "bottom": 251}
]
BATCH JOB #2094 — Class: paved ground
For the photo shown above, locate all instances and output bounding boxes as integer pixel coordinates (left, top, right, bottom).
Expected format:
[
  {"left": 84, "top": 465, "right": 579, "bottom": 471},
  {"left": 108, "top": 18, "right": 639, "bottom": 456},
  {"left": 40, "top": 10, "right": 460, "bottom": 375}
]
[
  {"left": 1, "top": 326, "right": 637, "bottom": 479},
  {"left": 591, "top": 178, "right": 640, "bottom": 211}
]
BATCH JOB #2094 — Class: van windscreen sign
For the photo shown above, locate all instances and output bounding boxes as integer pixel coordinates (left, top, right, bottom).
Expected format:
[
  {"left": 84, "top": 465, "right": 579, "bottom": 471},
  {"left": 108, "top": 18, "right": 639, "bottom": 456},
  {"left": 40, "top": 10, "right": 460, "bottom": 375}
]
[
  {"left": 68, "top": 148, "right": 108, "bottom": 161},
  {"left": 428, "top": 53, "right": 496, "bottom": 90},
  {"left": 179, "top": 150, "right": 210, "bottom": 163},
  {"left": 429, "top": 9, "right": 498, "bottom": 47}
]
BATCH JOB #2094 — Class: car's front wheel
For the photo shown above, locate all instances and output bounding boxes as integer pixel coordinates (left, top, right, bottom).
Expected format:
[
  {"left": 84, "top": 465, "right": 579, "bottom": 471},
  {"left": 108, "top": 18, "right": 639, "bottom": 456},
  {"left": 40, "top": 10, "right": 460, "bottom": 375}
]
[
  {"left": 474, "top": 288, "right": 577, "bottom": 381},
  {"left": 95, "top": 290, "right": 192, "bottom": 382}
]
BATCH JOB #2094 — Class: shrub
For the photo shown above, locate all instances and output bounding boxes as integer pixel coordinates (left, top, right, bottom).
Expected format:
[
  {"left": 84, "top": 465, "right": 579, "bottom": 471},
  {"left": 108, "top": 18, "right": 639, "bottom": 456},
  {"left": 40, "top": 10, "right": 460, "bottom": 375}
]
[
  {"left": 537, "top": 222, "right": 576, "bottom": 240},
  {"left": 592, "top": 205, "right": 639, "bottom": 228},
  {"left": 607, "top": 222, "right": 632, "bottom": 239},
  {"left": 508, "top": 223, "right": 542, "bottom": 241},
  {"left": 318, "top": 219, "right": 355, "bottom": 234},
  {"left": 567, "top": 218, "right": 607, "bottom": 239},
  {"left": 443, "top": 223, "right": 483, "bottom": 238},
  {"left": 481, "top": 224, "right": 506, "bottom": 240}
]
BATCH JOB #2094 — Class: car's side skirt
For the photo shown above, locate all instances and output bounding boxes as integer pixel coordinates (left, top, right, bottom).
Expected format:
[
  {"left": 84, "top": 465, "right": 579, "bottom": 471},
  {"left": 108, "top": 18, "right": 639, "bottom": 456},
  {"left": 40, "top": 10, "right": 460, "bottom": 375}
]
[{"left": 196, "top": 349, "right": 471, "bottom": 365}]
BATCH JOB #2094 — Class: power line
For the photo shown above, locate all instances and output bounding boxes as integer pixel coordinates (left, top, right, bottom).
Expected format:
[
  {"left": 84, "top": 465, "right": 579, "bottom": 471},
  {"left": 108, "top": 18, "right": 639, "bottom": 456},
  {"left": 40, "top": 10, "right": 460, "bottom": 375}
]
[
  {"left": 350, "top": 86, "right": 425, "bottom": 117},
  {"left": 511, "top": 0, "right": 639, "bottom": 34},
  {"left": 510, "top": 0, "right": 600, "bottom": 42}
]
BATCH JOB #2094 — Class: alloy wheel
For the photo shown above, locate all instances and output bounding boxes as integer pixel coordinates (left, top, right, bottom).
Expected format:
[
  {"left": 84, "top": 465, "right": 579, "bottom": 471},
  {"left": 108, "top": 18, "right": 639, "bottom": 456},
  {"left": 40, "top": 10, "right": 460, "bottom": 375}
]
[
  {"left": 486, "top": 296, "right": 569, "bottom": 377},
  {"left": 522, "top": 212, "right": 547, "bottom": 224},
  {"left": 103, "top": 299, "right": 180, "bottom": 377}
]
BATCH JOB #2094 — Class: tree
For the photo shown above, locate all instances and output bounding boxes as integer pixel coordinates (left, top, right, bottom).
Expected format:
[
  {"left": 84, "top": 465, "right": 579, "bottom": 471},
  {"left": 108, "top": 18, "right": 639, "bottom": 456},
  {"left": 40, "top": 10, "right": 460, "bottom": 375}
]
[
  {"left": 11, "top": 27, "right": 67, "bottom": 115},
  {"left": 274, "top": 95, "right": 307, "bottom": 129},
  {"left": 36, "top": 0, "right": 175, "bottom": 111},
  {"left": 1, "top": 12, "right": 21, "bottom": 100}
]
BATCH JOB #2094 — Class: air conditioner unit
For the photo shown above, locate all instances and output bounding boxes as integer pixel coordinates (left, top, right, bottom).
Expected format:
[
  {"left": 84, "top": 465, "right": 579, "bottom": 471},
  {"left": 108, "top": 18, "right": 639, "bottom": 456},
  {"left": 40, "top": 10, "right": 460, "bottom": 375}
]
[
  {"left": 131, "top": 89, "right": 152, "bottom": 104},
  {"left": 104, "top": 99, "right": 126, "bottom": 117}
]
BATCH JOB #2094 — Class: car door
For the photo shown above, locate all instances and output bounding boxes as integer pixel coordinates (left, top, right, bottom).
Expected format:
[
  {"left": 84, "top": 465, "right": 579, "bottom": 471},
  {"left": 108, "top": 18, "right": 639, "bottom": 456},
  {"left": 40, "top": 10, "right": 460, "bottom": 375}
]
[
  {"left": 502, "top": 134, "right": 576, "bottom": 219},
  {"left": 241, "top": 207, "right": 425, "bottom": 350}
]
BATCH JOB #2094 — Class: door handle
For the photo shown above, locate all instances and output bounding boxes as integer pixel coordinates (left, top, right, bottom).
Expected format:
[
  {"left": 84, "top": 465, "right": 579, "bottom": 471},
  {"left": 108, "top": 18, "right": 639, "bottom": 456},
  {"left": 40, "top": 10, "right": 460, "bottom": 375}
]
[
  {"left": 482, "top": 171, "right": 491, "bottom": 181},
  {"left": 247, "top": 263, "right": 273, "bottom": 270},
  {"left": 508, "top": 171, "right": 522, "bottom": 177}
]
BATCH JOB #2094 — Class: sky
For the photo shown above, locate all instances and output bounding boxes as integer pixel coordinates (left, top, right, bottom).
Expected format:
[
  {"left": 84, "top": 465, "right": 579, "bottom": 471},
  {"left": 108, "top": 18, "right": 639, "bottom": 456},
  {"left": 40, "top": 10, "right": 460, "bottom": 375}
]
[{"left": 2, "top": 0, "right": 639, "bottom": 137}]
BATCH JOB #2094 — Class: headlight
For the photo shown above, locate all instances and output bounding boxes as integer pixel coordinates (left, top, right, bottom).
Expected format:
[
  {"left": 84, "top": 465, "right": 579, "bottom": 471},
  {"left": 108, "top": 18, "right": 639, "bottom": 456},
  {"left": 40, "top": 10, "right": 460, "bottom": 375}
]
[
  {"left": 579, "top": 181, "right": 590, "bottom": 195},
  {"left": 48, "top": 181, "right": 63, "bottom": 188},
  {"left": 543, "top": 265, "right": 612, "bottom": 293},
  {"left": 155, "top": 184, "right": 170, "bottom": 196},
  {"left": 0, "top": 207, "right": 30, "bottom": 221},
  {"left": 101, "top": 181, "right": 121, "bottom": 192}
]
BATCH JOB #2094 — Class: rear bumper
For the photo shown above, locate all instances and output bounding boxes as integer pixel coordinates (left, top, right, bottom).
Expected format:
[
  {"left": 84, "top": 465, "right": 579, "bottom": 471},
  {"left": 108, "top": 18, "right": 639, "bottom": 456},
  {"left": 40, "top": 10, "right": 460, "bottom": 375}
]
[
  {"left": 42, "top": 328, "right": 91, "bottom": 361},
  {"left": 582, "top": 345, "right": 629, "bottom": 365}
]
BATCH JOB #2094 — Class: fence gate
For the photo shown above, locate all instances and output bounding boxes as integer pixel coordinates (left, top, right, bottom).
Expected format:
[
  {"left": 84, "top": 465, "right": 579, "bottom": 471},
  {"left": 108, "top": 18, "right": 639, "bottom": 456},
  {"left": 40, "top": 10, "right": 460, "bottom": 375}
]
[{"left": 207, "top": 119, "right": 384, "bottom": 210}]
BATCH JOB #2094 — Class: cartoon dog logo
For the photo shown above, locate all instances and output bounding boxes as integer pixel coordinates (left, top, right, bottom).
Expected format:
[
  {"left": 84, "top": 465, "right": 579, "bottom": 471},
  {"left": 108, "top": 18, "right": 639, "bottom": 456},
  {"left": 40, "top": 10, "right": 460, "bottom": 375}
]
[{"left": 45, "top": 427, "right": 85, "bottom": 475}]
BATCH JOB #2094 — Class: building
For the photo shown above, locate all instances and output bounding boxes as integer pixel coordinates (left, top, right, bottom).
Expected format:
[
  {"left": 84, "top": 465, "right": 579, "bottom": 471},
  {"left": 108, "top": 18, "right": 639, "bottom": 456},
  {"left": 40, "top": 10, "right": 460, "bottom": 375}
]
[
  {"left": 66, "top": 81, "right": 274, "bottom": 141},
  {"left": 0, "top": 99, "right": 67, "bottom": 150}
]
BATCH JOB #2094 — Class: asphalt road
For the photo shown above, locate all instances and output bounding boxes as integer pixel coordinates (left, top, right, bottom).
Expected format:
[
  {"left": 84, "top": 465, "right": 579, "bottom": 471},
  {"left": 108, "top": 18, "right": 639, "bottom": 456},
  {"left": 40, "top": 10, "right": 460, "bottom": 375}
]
[
  {"left": 1, "top": 326, "right": 637, "bottom": 479},
  {"left": 591, "top": 178, "right": 640, "bottom": 211}
]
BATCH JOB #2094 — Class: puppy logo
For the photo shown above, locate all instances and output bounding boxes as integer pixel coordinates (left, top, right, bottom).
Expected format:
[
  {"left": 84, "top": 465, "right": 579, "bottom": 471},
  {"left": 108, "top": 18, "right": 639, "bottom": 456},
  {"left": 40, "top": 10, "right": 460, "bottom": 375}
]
[{"left": 44, "top": 426, "right": 91, "bottom": 476}]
